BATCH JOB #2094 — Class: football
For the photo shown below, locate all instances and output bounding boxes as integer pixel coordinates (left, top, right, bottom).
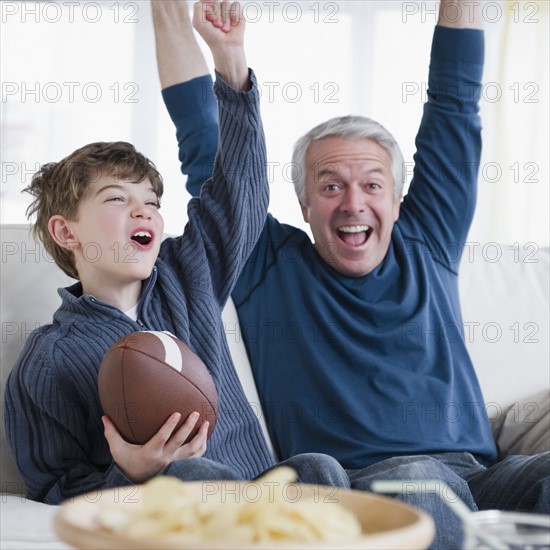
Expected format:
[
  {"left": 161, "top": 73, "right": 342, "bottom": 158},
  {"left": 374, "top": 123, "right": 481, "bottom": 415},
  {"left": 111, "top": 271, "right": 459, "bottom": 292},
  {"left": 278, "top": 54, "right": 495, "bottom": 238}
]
[{"left": 98, "top": 331, "right": 218, "bottom": 445}]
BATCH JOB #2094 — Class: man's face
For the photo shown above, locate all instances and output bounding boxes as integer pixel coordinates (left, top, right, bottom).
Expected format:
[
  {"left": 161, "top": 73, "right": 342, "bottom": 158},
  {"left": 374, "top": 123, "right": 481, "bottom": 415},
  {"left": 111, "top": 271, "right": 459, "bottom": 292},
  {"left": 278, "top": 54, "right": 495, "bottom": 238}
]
[
  {"left": 64, "top": 176, "right": 164, "bottom": 293},
  {"left": 300, "top": 136, "right": 401, "bottom": 277}
]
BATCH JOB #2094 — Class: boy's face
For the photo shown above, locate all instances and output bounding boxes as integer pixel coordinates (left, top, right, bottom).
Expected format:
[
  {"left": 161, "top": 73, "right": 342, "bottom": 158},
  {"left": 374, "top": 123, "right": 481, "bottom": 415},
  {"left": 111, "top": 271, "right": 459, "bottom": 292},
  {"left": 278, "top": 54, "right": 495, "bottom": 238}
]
[{"left": 61, "top": 176, "right": 164, "bottom": 298}]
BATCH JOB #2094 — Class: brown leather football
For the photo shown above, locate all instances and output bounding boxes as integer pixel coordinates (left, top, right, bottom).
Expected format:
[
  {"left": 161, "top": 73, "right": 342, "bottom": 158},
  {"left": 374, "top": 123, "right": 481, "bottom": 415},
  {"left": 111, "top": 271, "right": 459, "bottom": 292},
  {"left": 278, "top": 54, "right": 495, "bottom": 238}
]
[{"left": 98, "top": 331, "right": 218, "bottom": 444}]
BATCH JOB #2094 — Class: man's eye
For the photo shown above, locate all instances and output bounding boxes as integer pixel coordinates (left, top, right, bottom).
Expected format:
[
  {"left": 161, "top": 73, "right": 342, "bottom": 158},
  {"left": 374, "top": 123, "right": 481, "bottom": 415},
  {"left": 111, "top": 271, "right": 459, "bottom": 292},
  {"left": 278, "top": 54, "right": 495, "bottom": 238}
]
[
  {"left": 323, "top": 184, "right": 339, "bottom": 192},
  {"left": 107, "top": 196, "right": 124, "bottom": 202},
  {"left": 147, "top": 201, "right": 161, "bottom": 208}
]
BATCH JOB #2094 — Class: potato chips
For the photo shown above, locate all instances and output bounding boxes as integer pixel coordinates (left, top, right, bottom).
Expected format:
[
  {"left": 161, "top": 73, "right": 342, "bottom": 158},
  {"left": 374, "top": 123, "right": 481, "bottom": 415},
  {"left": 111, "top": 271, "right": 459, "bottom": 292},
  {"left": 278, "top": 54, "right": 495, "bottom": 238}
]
[{"left": 98, "top": 467, "right": 362, "bottom": 545}]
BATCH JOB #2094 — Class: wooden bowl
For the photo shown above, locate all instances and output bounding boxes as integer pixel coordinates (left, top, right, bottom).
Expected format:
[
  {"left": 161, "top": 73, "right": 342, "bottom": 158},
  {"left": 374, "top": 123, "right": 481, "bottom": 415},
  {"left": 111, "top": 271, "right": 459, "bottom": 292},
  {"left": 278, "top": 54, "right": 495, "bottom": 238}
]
[{"left": 54, "top": 482, "right": 435, "bottom": 550}]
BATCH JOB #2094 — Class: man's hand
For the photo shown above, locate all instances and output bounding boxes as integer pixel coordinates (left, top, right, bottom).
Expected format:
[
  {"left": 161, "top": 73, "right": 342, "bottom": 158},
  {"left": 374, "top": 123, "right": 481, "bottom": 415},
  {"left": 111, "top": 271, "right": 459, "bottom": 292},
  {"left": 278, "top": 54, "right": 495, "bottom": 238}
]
[
  {"left": 102, "top": 412, "right": 209, "bottom": 484},
  {"left": 193, "top": 0, "right": 249, "bottom": 90}
]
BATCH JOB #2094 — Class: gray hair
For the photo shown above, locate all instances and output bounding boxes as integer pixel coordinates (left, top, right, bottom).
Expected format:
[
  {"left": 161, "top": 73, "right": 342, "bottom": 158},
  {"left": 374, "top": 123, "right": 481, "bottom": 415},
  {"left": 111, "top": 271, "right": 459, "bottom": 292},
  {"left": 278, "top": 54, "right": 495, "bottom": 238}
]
[{"left": 290, "top": 115, "right": 405, "bottom": 204}]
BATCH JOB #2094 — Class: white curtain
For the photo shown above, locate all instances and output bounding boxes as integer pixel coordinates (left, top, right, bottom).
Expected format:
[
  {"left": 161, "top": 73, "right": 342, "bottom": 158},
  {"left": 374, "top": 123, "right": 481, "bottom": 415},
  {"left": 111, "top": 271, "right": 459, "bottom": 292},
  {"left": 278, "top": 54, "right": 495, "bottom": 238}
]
[{"left": 470, "top": 0, "right": 549, "bottom": 246}]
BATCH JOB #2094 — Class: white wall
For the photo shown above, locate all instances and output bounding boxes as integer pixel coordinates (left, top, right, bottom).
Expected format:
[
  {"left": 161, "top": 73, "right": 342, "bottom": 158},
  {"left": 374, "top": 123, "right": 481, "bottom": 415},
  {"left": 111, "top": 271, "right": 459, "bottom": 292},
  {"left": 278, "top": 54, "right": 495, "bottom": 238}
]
[{"left": 1, "top": 1, "right": 548, "bottom": 247}]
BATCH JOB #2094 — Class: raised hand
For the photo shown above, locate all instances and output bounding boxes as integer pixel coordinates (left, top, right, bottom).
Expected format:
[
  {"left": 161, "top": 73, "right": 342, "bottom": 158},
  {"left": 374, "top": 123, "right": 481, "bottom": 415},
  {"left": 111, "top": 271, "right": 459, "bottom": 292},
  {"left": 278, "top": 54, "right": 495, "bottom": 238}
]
[{"left": 193, "top": 0, "right": 249, "bottom": 90}]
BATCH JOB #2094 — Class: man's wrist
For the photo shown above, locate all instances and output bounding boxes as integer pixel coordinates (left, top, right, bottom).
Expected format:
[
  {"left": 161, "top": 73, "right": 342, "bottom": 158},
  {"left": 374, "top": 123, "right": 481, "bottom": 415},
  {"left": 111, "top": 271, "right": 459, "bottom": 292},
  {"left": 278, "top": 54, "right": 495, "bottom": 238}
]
[{"left": 437, "top": 0, "right": 484, "bottom": 29}]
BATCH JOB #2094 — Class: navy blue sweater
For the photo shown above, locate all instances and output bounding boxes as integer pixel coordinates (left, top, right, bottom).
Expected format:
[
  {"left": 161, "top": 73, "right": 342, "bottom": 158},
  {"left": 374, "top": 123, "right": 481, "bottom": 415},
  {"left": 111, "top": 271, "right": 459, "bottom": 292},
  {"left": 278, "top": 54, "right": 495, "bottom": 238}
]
[
  {"left": 168, "top": 27, "right": 497, "bottom": 469},
  {"left": 4, "top": 73, "right": 275, "bottom": 503}
]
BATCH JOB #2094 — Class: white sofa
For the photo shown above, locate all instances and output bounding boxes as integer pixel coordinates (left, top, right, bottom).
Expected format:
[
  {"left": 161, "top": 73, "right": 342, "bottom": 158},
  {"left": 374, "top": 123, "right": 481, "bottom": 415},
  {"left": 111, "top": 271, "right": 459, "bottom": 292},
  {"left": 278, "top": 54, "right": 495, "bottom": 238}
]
[{"left": 1, "top": 224, "right": 549, "bottom": 549}]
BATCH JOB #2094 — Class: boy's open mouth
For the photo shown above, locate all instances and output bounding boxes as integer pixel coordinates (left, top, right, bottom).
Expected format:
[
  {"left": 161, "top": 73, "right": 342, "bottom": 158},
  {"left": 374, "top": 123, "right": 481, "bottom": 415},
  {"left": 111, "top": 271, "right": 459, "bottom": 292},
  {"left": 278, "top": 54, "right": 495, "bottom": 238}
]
[
  {"left": 337, "top": 225, "right": 371, "bottom": 246},
  {"left": 131, "top": 230, "right": 152, "bottom": 246}
]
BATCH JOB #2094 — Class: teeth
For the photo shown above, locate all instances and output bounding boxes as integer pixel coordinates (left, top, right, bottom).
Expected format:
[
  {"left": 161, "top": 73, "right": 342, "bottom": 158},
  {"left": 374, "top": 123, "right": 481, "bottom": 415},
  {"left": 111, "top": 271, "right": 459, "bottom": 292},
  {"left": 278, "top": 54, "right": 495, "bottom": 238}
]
[
  {"left": 338, "top": 225, "right": 370, "bottom": 233},
  {"left": 131, "top": 230, "right": 152, "bottom": 246}
]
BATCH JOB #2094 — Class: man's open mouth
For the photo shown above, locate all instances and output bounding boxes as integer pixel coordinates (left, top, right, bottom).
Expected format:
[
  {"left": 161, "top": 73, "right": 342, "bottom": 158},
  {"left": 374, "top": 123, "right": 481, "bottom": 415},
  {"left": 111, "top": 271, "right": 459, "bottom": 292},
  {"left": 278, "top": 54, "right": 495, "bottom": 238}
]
[
  {"left": 131, "top": 230, "right": 152, "bottom": 246},
  {"left": 337, "top": 225, "right": 371, "bottom": 246}
]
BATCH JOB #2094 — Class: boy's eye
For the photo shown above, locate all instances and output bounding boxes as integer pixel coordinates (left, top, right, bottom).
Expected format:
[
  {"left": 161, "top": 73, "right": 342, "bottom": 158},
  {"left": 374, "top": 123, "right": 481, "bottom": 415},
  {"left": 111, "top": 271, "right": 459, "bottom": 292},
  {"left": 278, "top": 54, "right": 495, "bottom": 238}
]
[
  {"left": 146, "top": 196, "right": 161, "bottom": 207},
  {"left": 107, "top": 196, "right": 125, "bottom": 202}
]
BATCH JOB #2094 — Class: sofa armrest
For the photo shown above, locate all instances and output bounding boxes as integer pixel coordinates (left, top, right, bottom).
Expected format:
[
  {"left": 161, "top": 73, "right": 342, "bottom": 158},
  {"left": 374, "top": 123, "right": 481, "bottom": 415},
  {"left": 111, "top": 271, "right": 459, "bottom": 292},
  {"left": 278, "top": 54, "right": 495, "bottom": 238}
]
[{"left": 491, "top": 389, "right": 550, "bottom": 459}]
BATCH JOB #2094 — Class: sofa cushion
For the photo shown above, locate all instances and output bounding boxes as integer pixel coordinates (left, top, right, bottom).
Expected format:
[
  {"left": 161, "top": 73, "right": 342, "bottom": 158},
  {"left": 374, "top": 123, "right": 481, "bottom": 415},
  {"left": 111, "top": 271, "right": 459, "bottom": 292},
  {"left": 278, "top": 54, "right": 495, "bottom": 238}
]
[
  {"left": 1, "top": 225, "right": 75, "bottom": 496},
  {"left": 458, "top": 243, "right": 549, "bottom": 421}
]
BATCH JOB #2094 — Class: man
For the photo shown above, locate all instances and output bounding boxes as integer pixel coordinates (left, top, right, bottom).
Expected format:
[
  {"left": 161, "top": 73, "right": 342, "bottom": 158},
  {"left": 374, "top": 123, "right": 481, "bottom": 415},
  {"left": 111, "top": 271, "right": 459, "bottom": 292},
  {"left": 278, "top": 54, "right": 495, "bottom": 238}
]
[{"left": 152, "top": 1, "right": 549, "bottom": 547}]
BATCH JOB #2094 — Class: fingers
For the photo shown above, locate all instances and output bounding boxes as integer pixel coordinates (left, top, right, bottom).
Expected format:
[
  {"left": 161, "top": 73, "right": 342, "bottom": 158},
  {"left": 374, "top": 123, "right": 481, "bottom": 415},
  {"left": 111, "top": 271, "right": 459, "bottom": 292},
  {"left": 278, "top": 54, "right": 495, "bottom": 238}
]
[
  {"left": 162, "top": 411, "right": 209, "bottom": 458},
  {"left": 198, "top": 0, "right": 224, "bottom": 29},
  {"left": 197, "top": 0, "right": 242, "bottom": 33},
  {"left": 102, "top": 415, "right": 135, "bottom": 471},
  {"left": 103, "top": 412, "right": 209, "bottom": 484},
  {"left": 102, "top": 415, "right": 123, "bottom": 448},
  {"left": 220, "top": 1, "right": 241, "bottom": 31},
  {"left": 188, "top": 420, "right": 209, "bottom": 456},
  {"left": 149, "top": 412, "right": 184, "bottom": 446},
  {"left": 226, "top": 1, "right": 242, "bottom": 28},
  {"left": 169, "top": 411, "right": 200, "bottom": 445},
  {"left": 175, "top": 420, "right": 209, "bottom": 459}
]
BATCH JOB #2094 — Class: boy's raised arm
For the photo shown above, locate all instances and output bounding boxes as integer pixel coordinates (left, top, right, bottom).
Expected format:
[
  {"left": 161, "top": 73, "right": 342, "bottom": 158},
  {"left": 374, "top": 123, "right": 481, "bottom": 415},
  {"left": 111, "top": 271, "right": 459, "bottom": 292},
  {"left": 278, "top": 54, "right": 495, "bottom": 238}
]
[
  {"left": 168, "top": 0, "right": 269, "bottom": 306},
  {"left": 193, "top": 0, "right": 249, "bottom": 91}
]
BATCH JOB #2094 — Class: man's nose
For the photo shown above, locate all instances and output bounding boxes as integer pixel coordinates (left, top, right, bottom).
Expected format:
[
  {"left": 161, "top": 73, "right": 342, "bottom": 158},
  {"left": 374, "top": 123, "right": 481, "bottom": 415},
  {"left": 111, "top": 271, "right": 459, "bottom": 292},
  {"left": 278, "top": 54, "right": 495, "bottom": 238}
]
[{"left": 340, "top": 187, "right": 366, "bottom": 215}]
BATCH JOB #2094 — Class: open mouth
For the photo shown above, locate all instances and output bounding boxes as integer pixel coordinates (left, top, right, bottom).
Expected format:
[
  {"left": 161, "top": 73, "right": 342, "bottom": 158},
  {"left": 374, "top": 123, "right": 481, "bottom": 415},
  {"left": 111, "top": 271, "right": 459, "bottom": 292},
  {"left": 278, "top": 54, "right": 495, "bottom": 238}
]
[
  {"left": 131, "top": 230, "right": 152, "bottom": 246},
  {"left": 337, "top": 225, "right": 371, "bottom": 246}
]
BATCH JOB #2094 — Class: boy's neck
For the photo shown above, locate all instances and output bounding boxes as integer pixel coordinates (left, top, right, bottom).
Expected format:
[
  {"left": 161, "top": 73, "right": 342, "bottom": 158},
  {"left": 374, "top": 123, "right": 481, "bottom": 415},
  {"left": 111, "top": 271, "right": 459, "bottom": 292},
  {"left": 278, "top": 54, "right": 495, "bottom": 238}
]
[{"left": 80, "top": 278, "right": 143, "bottom": 313}]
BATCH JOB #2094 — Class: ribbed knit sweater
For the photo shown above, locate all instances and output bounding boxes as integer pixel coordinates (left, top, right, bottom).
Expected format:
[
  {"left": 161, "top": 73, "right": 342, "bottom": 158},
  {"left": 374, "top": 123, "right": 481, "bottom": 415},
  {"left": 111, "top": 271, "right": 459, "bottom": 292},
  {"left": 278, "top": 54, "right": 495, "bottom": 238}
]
[
  {"left": 169, "top": 27, "right": 498, "bottom": 469},
  {"left": 4, "top": 72, "right": 275, "bottom": 504}
]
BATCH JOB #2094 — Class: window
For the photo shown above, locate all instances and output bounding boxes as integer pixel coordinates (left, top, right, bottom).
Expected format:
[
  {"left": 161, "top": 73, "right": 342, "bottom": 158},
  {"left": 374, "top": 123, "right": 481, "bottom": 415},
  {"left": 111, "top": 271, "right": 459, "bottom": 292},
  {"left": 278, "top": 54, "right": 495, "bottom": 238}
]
[{"left": 2, "top": 1, "right": 548, "bottom": 245}]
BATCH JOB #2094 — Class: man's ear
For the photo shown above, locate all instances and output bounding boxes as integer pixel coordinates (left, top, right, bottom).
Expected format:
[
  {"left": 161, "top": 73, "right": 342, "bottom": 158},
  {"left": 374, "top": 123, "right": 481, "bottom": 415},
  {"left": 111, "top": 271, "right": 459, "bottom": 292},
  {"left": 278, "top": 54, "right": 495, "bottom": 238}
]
[
  {"left": 48, "top": 215, "right": 80, "bottom": 250},
  {"left": 300, "top": 200, "right": 310, "bottom": 224},
  {"left": 393, "top": 194, "right": 403, "bottom": 222}
]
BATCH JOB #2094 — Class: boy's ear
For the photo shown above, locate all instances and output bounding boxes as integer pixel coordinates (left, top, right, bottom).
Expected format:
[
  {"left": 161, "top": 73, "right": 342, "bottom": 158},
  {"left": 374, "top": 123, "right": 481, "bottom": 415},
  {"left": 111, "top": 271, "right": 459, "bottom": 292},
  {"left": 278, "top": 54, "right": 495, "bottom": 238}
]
[{"left": 48, "top": 215, "right": 80, "bottom": 250}]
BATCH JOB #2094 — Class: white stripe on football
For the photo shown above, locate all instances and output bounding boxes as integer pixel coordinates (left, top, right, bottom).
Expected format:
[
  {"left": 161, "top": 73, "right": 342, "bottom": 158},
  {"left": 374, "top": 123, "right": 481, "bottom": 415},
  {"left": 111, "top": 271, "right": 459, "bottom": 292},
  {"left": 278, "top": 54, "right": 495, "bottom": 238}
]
[{"left": 144, "top": 331, "right": 183, "bottom": 372}]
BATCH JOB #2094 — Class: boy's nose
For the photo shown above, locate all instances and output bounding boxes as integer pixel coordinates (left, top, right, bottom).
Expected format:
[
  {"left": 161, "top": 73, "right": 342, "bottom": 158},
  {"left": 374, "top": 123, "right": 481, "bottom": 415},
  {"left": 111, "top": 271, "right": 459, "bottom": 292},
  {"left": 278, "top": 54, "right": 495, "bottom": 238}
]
[{"left": 131, "top": 205, "right": 152, "bottom": 220}]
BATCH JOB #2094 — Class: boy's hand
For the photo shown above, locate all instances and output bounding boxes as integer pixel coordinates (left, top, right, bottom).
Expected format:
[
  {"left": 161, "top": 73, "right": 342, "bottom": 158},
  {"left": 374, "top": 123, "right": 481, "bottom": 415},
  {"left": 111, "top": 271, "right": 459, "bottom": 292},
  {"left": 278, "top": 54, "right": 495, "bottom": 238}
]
[
  {"left": 195, "top": 0, "right": 245, "bottom": 43},
  {"left": 102, "top": 412, "right": 209, "bottom": 484},
  {"left": 193, "top": 0, "right": 249, "bottom": 90}
]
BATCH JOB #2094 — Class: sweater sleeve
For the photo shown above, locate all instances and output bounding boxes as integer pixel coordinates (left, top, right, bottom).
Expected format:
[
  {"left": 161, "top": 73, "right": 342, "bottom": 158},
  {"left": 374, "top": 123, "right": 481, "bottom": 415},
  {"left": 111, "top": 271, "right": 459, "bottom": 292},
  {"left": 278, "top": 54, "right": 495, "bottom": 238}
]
[
  {"left": 162, "top": 70, "right": 269, "bottom": 307},
  {"left": 162, "top": 75, "right": 219, "bottom": 198},
  {"left": 400, "top": 26, "right": 485, "bottom": 267},
  {"left": 4, "top": 331, "right": 131, "bottom": 503}
]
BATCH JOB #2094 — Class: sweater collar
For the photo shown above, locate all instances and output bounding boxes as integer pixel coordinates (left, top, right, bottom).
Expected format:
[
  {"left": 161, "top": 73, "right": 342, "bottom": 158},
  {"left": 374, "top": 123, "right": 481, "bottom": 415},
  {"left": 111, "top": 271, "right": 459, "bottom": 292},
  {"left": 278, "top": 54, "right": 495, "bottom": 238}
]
[{"left": 55, "top": 266, "right": 158, "bottom": 320}]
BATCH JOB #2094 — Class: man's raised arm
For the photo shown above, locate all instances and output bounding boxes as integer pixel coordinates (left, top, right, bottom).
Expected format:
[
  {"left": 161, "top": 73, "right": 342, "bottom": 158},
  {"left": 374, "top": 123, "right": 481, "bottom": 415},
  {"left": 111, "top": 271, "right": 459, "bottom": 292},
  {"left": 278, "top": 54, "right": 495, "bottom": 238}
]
[
  {"left": 151, "top": 0, "right": 218, "bottom": 197},
  {"left": 402, "top": 0, "right": 485, "bottom": 258},
  {"left": 438, "top": 0, "right": 484, "bottom": 29},
  {"left": 152, "top": 0, "right": 209, "bottom": 87}
]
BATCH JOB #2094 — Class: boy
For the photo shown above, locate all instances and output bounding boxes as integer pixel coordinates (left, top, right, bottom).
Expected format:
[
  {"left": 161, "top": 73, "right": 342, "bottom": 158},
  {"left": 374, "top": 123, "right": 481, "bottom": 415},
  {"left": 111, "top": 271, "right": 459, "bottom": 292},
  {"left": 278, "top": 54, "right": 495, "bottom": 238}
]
[{"left": 4, "top": 1, "right": 348, "bottom": 503}]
